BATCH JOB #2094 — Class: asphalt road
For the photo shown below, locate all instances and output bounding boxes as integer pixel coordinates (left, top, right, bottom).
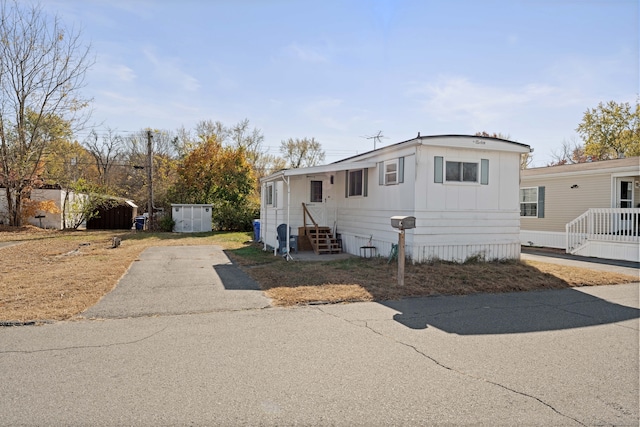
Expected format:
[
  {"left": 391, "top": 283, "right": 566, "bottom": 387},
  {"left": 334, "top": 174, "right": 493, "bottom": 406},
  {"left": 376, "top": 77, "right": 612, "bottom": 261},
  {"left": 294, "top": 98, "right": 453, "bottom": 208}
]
[{"left": 1, "top": 246, "right": 638, "bottom": 426}]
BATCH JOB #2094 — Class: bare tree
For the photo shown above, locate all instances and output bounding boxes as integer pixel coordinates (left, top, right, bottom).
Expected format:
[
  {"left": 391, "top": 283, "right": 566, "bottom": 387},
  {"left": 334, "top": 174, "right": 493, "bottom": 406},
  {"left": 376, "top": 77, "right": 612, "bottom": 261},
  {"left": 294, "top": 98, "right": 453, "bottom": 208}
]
[
  {"left": 196, "top": 120, "right": 228, "bottom": 144},
  {"left": 280, "top": 137, "right": 325, "bottom": 168},
  {"left": 229, "top": 119, "right": 264, "bottom": 163},
  {"left": 520, "top": 152, "right": 534, "bottom": 170},
  {"left": 112, "top": 128, "right": 180, "bottom": 214},
  {"left": 549, "top": 136, "right": 587, "bottom": 166},
  {"left": 0, "top": 1, "right": 92, "bottom": 225},
  {"left": 83, "top": 129, "right": 123, "bottom": 187}
]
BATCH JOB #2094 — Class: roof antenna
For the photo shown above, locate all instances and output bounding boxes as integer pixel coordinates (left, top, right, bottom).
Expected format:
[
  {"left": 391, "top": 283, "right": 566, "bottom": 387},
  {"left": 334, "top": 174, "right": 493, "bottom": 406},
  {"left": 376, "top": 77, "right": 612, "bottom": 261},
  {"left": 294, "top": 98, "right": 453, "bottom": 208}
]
[{"left": 362, "top": 130, "right": 387, "bottom": 150}]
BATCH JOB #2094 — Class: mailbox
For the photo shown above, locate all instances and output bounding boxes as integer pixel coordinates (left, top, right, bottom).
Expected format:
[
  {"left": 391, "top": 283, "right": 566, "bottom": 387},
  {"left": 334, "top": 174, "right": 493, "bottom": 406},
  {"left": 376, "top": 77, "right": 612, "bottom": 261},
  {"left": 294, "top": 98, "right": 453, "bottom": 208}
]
[{"left": 390, "top": 215, "right": 416, "bottom": 230}]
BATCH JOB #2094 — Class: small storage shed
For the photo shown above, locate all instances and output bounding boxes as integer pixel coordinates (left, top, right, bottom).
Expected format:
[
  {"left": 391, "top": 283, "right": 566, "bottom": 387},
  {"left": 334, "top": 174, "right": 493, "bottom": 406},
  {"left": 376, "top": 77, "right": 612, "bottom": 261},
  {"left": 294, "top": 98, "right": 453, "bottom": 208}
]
[
  {"left": 171, "top": 204, "right": 213, "bottom": 233},
  {"left": 87, "top": 200, "right": 138, "bottom": 230}
]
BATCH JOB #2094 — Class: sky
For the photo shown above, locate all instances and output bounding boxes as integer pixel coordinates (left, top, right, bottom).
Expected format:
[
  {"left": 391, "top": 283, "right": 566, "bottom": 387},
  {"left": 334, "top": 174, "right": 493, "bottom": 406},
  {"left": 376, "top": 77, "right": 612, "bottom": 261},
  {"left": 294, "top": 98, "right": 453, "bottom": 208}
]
[{"left": 44, "top": 0, "right": 638, "bottom": 166}]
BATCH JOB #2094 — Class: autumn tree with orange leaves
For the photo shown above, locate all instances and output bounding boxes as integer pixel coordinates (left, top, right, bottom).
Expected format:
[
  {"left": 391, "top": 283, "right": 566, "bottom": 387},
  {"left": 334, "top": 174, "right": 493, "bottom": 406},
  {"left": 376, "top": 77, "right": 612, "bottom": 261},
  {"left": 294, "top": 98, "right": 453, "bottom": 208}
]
[{"left": 168, "top": 136, "right": 258, "bottom": 231}]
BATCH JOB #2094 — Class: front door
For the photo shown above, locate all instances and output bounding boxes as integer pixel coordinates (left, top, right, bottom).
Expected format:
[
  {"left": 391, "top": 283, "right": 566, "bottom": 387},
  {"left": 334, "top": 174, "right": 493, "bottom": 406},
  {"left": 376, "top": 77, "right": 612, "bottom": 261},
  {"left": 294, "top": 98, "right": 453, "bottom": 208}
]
[
  {"left": 619, "top": 180, "right": 633, "bottom": 208},
  {"left": 305, "top": 178, "right": 327, "bottom": 227},
  {"left": 617, "top": 180, "right": 634, "bottom": 231}
]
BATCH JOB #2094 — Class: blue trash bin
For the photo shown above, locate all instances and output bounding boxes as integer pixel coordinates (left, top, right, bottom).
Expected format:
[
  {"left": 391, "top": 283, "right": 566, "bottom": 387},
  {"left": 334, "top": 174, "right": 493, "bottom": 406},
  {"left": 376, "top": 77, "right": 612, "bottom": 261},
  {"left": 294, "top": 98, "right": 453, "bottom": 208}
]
[
  {"left": 252, "top": 219, "right": 260, "bottom": 242},
  {"left": 135, "top": 216, "right": 145, "bottom": 230}
]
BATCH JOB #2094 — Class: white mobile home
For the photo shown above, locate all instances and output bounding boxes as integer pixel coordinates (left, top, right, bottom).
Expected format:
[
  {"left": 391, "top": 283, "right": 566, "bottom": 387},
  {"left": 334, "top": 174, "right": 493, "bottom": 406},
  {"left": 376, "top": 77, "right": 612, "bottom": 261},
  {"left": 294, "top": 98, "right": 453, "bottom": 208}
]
[
  {"left": 260, "top": 134, "right": 531, "bottom": 262},
  {"left": 520, "top": 157, "right": 640, "bottom": 262}
]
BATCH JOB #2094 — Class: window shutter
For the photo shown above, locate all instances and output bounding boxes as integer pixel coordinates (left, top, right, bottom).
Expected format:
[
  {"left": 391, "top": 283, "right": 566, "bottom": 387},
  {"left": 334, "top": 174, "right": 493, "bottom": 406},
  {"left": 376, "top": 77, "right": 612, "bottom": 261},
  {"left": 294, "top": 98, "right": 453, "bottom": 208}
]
[
  {"left": 273, "top": 185, "right": 277, "bottom": 208},
  {"left": 434, "top": 156, "right": 443, "bottom": 183},
  {"left": 363, "top": 168, "right": 368, "bottom": 197},
  {"left": 345, "top": 170, "right": 349, "bottom": 198},
  {"left": 480, "top": 159, "right": 489, "bottom": 185},
  {"left": 538, "top": 186, "right": 545, "bottom": 218},
  {"left": 378, "top": 162, "right": 384, "bottom": 185},
  {"left": 398, "top": 157, "right": 404, "bottom": 183}
]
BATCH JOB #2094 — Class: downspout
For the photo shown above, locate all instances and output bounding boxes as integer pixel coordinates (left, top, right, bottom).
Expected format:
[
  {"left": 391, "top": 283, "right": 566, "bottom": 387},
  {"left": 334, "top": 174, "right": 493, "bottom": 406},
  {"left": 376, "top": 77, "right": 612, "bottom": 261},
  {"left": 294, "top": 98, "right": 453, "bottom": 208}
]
[
  {"left": 280, "top": 174, "right": 293, "bottom": 260},
  {"left": 261, "top": 181, "right": 267, "bottom": 251}
]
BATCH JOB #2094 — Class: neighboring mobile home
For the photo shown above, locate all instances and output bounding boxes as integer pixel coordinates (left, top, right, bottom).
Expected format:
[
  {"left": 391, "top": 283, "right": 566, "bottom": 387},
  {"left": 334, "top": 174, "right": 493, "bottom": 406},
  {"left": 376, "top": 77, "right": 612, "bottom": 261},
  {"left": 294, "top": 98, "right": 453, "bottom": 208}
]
[
  {"left": 260, "top": 134, "right": 531, "bottom": 262},
  {"left": 520, "top": 157, "right": 640, "bottom": 262},
  {"left": 0, "top": 186, "right": 85, "bottom": 229},
  {"left": 0, "top": 186, "right": 137, "bottom": 230}
]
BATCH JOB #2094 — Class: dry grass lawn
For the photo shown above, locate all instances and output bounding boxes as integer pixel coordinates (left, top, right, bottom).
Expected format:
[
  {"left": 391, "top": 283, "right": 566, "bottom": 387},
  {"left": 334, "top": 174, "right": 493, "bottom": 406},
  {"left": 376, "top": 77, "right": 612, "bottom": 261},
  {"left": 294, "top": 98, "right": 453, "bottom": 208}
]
[
  {"left": 227, "top": 246, "right": 638, "bottom": 306},
  {"left": 0, "top": 226, "right": 249, "bottom": 323},
  {"left": 1, "top": 227, "right": 637, "bottom": 322}
]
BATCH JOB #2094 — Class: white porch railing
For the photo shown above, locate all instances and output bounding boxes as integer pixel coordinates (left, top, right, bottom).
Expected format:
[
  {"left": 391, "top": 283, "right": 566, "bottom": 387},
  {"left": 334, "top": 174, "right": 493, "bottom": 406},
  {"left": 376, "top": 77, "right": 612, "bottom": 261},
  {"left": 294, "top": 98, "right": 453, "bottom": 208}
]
[{"left": 566, "top": 208, "right": 640, "bottom": 253}]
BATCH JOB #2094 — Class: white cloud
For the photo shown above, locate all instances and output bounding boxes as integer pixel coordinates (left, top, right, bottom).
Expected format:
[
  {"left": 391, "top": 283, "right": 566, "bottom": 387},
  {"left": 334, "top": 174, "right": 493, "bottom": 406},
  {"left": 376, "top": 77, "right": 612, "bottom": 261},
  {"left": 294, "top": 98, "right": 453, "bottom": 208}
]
[
  {"left": 285, "top": 43, "right": 329, "bottom": 63},
  {"left": 409, "top": 76, "right": 564, "bottom": 127},
  {"left": 303, "top": 97, "right": 346, "bottom": 130},
  {"left": 91, "top": 90, "right": 204, "bottom": 131},
  {"left": 111, "top": 64, "right": 136, "bottom": 82},
  {"left": 90, "top": 56, "right": 136, "bottom": 84},
  {"left": 142, "top": 48, "right": 201, "bottom": 92}
]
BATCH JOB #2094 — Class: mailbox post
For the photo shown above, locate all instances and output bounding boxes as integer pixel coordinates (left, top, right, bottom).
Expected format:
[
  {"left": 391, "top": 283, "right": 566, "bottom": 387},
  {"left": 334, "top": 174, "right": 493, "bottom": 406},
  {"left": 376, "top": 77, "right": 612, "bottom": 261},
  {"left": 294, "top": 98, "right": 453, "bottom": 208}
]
[{"left": 390, "top": 216, "right": 416, "bottom": 286}]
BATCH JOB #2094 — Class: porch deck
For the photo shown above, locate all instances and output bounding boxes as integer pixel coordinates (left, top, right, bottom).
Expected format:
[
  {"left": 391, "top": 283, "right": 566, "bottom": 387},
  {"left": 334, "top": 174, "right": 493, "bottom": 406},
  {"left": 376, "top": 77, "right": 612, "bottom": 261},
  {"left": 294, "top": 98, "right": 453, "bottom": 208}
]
[{"left": 566, "top": 208, "right": 640, "bottom": 262}]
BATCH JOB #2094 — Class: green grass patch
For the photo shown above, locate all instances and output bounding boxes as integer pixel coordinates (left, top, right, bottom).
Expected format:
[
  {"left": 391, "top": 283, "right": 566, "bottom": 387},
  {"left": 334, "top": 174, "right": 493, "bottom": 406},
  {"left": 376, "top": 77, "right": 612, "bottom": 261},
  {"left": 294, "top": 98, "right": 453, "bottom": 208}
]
[{"left": 227, "top": 244, "right": 277, "bottom": 265}]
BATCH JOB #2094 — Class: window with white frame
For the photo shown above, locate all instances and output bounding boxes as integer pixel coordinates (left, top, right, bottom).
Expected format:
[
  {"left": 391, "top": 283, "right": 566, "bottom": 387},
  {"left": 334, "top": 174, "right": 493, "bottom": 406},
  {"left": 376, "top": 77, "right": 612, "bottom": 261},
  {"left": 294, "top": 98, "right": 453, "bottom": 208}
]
[
  {"left": 310, "top": 180, "right": 323, "bottom": 203},
  {"left": 384, "top": 160, "right": 398, "bottom": 185},
  {"left": 446, "top": 161, "right": 478, "bottom": 182},
  {"left": 520, "top": 187, "right": 538, "bottom": 217},
  {"left": 265, "top": 183, "right": 274, "bottom": 205},
  {"left": 348, "top": 169, "right": 364, "bottom": 197}
]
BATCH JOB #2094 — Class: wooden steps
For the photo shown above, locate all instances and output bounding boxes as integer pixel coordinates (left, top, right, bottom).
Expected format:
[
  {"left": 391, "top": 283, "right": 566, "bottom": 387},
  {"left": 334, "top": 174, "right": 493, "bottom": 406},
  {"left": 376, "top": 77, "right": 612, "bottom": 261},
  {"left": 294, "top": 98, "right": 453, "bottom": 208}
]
[
  {"left": 300, "top": 203, "right": 341, "bottom": 255},
  {"left": 301, "top": 226, "right": 341, "bottom": 255}
]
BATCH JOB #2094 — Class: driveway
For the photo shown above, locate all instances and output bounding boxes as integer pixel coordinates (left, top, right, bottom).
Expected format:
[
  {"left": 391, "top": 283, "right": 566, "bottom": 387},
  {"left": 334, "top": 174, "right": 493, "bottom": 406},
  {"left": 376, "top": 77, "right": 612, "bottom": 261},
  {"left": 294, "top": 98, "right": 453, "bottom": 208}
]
[
  {"left": 0, "top": 245, "right": 638, "bottom": 426},
  {"left": 81, "top": 245, "right": 270, "bottom": 319}
]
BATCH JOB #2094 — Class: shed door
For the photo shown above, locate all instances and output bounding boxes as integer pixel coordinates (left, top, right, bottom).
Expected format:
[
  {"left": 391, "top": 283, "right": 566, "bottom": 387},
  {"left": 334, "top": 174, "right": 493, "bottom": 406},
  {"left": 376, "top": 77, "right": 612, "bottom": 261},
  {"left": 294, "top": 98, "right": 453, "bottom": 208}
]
[
  {"left": 192, "top": 206, "right": 202, "bottom": 232},
  {"left": 183, "top": 206, "right": 193, "bottom": 232}
]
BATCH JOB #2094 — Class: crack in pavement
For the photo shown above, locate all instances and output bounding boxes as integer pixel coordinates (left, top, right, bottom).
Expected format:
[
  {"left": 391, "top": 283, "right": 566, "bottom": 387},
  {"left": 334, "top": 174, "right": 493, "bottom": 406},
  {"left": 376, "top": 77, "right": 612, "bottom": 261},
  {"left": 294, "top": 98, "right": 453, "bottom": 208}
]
[
  {"left": 315, "top": 306, "right": 587, "bottom": 426},
  {"left": 390, "top": 332, "right": 587, "bottom": 427},
  {"left": 0, "top": 326, "right": 169, "bottom": 355}
]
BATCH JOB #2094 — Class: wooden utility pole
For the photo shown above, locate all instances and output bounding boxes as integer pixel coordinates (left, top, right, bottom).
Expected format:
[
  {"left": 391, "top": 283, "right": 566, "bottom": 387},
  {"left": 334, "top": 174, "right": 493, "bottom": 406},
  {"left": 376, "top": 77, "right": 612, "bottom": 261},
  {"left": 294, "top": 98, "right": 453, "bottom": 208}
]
[{"left": 146, "top": 130, "right": 153, "bottom": 231}]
